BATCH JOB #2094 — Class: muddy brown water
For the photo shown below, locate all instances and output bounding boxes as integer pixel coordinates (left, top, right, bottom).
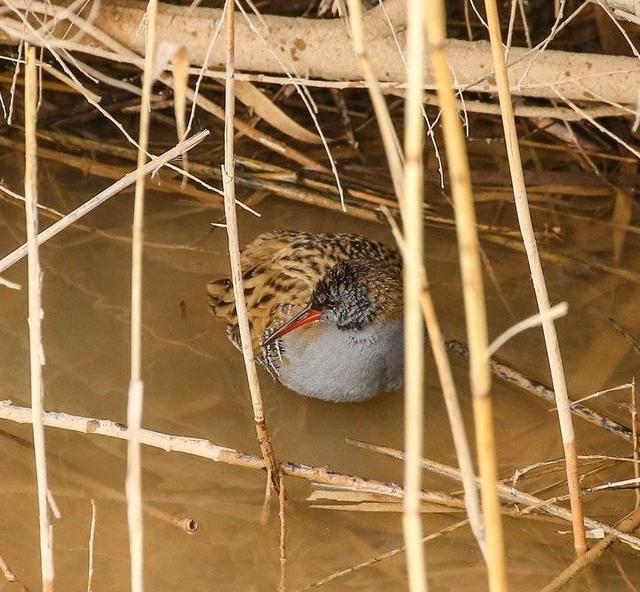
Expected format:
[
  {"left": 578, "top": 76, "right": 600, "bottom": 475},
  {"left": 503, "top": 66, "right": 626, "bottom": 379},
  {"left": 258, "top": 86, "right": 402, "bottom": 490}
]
[{"left": 1, "top": 153, "right": 640, "bottom": 591}]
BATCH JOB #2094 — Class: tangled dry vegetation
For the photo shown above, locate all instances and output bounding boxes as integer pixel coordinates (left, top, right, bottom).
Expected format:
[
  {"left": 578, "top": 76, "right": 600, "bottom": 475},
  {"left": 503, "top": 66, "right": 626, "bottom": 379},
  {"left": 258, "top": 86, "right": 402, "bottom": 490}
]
[{"left": 2, "top": 0, "right": 640, "bottom": 590}]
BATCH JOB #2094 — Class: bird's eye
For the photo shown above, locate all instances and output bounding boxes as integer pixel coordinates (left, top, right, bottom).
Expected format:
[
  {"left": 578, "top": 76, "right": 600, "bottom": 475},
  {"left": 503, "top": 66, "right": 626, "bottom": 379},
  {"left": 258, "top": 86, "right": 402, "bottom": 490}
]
[{"left": 327, "top": 298, "right": 339, "bottom": 308}]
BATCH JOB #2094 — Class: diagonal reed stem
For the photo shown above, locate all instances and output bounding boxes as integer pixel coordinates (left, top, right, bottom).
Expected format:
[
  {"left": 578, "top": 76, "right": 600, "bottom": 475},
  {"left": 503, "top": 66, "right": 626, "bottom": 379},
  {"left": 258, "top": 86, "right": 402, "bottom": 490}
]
[
  {"left": 482, "top": 0, "right": 587, "bottom": 556},
  {"left": 0, "top": 131, "right": 209, "bottom": 275},
  {"left": 221, "top": 0, "right": 279, "bottom": 492},
  {"left": 24, "top": 43, "right": 55, "bottom": 592}
]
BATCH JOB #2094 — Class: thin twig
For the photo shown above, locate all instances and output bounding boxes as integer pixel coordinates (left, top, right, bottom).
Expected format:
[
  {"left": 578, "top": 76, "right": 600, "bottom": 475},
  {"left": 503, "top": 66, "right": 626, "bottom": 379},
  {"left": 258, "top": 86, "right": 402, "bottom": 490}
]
[
  {"left": 24, "top": 42, "right": 54, "bottom": 592},
  {"left": 0, "top": 131, "right": 209, "bottom": 274},
  {"left": 221, "top": 0, "right": 279, "bottom": 493},
  {"left": 447, "top": 340, "right": 635, "bottom": 445},
  {"left": 349, "top": 440, "right": 640, "bottom": 551},
  {"left": 487, "top": 303, "right": 568, "bottom": 359},
  {"left": 0, "top": 401, "right": 464, "bottom": 508},
  {"left": 297, "top": 519, "right": 470, "bottom": 591},
  {"left": 0, "top": 552, "right": 27, "bottom": 591},
  {"left": 540, "top": 507, "right": 640, "bottom": 592},
  {"left": 609, "top": 318, "right": 640, "bottom": 359}
]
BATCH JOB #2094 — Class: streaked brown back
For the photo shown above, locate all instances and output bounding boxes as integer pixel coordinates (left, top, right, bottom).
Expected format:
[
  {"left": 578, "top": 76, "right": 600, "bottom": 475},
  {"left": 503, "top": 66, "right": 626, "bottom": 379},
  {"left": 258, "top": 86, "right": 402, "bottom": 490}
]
[{"left": 207, "top": 230, "right": 399, "bottom": 353}]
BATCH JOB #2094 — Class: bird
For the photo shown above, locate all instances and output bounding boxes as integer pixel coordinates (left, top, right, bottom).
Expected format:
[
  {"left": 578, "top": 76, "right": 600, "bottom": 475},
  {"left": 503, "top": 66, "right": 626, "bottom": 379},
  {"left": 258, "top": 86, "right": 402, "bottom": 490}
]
[{"left": 207, "top": 231, "right": 404, "bottom": 403}]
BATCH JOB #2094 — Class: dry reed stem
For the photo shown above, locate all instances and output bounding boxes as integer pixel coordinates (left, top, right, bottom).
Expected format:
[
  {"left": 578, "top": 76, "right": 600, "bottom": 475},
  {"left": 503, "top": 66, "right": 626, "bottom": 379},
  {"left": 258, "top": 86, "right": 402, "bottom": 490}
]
[
  {"left": 0, "top": 131, "right": 209, "bottom": 274},
  {"left": 87, "top": 499, "right": 96, "bottom": 592},
  {"left": 278, "top": 473, "right": 286, "bottom": 592},
  {"left": 482, "top": 0, "right": 587, "bottom": 556},
  {"left": 347, "top": 6, "right": 483, "bottom": 557},
  {"left": 221, "top": 0, "right": 279, "bottom": 493},
  {"left": 0, "top": 553, "right": 28, "bottom": 591},
  {"left": 351, "top": 441, "right": 640, "bottom": 551},
  {"left": 23, "top": 43, "right": 54, "bottom": 592},
  {"left": 0, "top": 135, "right": 219, "bottom": 206},
  {"left": 402, "top": 1, "right": 427, "bottom": 589},
  {"left": 0, "top": 401, "right": 464, "bottom": 508},
  {"left": 424, "top": 0, "right": 507, "bottom": 587},
  {"left": 487, "top": 303, "right": 568, "bottom": 359},
  {"left": 632, "top": 378, "right": 640, "bottom": 509},
  {"left": 126, "top": 2, "right": 159, "bottom": 591},
  {"left": 540, "top": 506, "right": 640, "bottom": 592},
  {"left": 447, "top": 340, "right": 636, "bottom": 444},
  {"left": 418, "top": 92, "right": 628, "bottom": 120},
  {"left": 381, "top": 207, "right": 485, "bottom": 557}
]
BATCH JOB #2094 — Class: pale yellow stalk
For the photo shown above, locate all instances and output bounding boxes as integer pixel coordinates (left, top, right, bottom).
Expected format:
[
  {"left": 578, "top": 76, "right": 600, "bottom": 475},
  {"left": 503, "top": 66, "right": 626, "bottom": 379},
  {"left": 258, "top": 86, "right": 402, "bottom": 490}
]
[
  {"left": 482, "top": 0, "right": 587, "bottom": 556},
  {"left": 423, "top": 1, "right": 507, "bottom": 589},
  {"left": 402, "top": 0, "right": 427, "bottom": 590},
  {"left": 127, "top": 1, "right": 159, "bottom": 591},
  {"left": 24, "top": 42, "right": 55, "bottom": 592}
]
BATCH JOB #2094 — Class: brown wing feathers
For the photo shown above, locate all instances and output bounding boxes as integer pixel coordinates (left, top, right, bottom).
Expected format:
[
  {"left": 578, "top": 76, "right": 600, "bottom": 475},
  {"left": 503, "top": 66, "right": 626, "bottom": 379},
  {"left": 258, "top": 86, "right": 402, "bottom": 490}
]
[{"left": 207, "top": 231, "right": 398, "bottom": 353}]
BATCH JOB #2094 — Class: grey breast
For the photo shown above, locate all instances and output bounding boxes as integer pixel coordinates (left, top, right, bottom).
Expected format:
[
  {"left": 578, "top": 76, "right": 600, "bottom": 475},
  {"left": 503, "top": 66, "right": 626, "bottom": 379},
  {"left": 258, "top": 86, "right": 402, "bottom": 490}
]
[{"left": 276, "top": 320, "right": 404, "bottom": 403}]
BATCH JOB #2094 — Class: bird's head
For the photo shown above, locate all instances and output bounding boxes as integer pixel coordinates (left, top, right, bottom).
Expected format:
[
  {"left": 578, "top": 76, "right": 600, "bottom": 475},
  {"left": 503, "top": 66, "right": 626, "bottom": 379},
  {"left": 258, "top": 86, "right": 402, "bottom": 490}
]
[{"left": 262, "top": 259, "right": 402, "bottom": 347}]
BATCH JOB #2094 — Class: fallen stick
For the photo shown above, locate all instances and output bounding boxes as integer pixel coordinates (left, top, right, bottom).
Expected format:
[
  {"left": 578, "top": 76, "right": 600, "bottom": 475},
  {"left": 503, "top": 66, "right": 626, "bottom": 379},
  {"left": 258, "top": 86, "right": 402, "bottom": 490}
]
[
  {"left": 349, "top": 440, "right": 640, "bottom": 552},
  {"left": 540, "top": 506, "right": 640, "bottom": 591},
  {"left": 446, "top": 340, "right": 635, "bottom": 444},
  {"left": 0, "top": 400, "right": 463, "bottom": 509},
  {"left": 2, "top": 0, "right": 640, "bottom": 105}
]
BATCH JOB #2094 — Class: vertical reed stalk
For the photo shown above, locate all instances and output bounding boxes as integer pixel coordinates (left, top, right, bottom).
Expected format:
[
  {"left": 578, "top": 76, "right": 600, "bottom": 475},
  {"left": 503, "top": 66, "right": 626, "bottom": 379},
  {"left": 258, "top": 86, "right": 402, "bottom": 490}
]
[
  {"left": 482, "top": 0, "right": 587, "bottom": 555},
  {"left": 24, "top": 43, "right": 54, "bottom": 592},
  {"left": 278, "top": 473, "right": 286, "bottom": 592},
  {"left": 87, "top": 499, "right": 96, "bottom": 592},
  {"left": 402, "top": 1, "right": 427, "bottom": 590},
  {"left": 347, "top": 0, "right": 485, "bottom": 558},
  {"left": 222, "top": 0, "right": 279, "bottom": 491},
  {"left": 631, "top": 378, "right": 639, "bottom": 509},
  {"left": 424, "top": 2, "right": 507, "bottom": 588},
  {"left": 127, "top": 1, "right": 158, "bottom": 590}
]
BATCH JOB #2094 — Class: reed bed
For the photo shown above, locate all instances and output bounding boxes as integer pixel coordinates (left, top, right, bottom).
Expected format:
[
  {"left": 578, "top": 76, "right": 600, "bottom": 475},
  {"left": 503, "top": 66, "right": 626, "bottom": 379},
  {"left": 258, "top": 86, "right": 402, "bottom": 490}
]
[{"left": 2, "top": 0, "right": 640, "bottom": 591}]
